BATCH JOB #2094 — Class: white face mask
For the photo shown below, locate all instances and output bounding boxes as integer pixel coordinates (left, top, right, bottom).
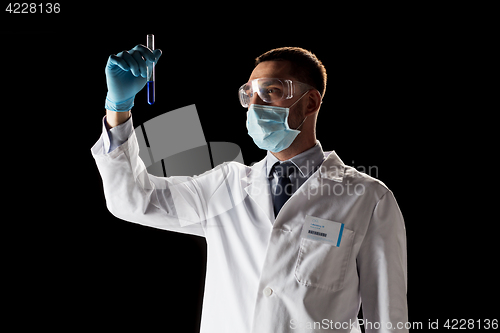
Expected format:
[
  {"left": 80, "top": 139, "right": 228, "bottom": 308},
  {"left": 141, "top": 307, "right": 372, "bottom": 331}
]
[{"left": 246, "top": 92, "right": 308, "bottom": 153}]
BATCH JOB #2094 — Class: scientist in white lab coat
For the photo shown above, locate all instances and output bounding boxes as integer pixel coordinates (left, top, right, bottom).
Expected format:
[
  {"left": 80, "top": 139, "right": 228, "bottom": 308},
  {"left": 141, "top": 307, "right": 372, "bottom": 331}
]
[{"left": 92, "top": 45, "right": 408, "bottom": 333}]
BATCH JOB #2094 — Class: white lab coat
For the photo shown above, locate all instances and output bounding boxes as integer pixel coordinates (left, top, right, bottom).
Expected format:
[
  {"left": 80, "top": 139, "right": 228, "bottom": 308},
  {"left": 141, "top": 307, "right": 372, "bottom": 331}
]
[{"left": 91, "top": 126, "right": 408, "bottom": 333}]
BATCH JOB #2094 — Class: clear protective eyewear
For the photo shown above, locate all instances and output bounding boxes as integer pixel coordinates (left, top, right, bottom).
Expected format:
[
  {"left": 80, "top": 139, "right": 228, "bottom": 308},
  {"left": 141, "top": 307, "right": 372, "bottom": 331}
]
[{"left": 238, "top": 78, "right": 314, "bottom": 108}]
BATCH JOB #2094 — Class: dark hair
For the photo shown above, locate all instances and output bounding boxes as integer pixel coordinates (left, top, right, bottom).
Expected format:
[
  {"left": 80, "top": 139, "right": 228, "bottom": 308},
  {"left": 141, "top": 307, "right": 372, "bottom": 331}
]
[{"left": 255, "top": 47, "right": 327, "bottom": 98}]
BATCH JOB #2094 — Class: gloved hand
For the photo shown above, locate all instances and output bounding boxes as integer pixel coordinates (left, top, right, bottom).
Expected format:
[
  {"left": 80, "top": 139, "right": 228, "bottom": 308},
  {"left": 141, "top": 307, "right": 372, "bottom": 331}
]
[{"left": 105, "top": 44, "right": 162, "bottom": 112}]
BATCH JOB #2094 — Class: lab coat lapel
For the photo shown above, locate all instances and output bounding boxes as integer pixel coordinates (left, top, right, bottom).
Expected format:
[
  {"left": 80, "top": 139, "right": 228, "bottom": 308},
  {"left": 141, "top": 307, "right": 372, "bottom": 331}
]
[
  {"left": 244, "top": 158, "right": 274, "bottom": 224},
  {"left": 273, "top": 151, "right": 345, "bottom": 228}
]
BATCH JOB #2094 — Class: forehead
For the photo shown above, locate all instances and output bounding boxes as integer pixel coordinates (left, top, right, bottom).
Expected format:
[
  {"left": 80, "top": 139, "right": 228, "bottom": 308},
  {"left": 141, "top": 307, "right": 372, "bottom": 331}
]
[{"left": 249, "top": 60, "right": 296, "bottom": 81}]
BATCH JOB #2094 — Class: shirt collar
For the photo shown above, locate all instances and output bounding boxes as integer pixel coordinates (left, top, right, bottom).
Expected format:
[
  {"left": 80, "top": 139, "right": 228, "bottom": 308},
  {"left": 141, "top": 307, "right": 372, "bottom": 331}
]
[{"left": 266, "top": 141, "right": 325, "bottom": 178}]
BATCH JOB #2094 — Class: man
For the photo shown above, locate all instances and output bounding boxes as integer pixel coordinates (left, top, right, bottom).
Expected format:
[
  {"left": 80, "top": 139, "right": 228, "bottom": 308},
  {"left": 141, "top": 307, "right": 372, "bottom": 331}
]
[{"left": 92, "top": 45, "right": 408, "bottom": 333}]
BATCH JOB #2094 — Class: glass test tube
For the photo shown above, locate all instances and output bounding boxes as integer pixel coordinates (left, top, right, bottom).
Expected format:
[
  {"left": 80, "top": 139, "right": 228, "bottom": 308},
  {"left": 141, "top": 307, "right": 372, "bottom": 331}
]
[{"left": 147, "top": 34, "right": 155, "bottom": 105}]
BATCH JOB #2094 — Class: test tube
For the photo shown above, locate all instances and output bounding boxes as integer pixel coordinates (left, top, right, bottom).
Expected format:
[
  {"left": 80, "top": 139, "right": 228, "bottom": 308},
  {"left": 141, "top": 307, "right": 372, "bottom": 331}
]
[{"left": 147, "top": 34, "right": 155, "bottom": 105}]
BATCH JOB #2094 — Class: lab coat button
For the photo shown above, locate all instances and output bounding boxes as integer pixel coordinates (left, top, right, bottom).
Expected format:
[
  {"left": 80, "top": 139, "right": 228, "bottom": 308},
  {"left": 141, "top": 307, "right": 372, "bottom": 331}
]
[{"left": 263, "top": 287, "right": 273, "bottom": 297}]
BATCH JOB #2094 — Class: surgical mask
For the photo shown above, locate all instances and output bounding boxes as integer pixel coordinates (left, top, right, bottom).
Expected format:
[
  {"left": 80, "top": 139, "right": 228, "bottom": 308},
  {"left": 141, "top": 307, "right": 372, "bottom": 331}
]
[{"left": 246, "top": 92, "right": 308, "bottom": 153}]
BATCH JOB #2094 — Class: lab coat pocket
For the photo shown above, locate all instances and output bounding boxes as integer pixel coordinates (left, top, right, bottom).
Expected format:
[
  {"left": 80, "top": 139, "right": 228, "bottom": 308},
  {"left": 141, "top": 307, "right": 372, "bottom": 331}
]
[{"left": 294, "top": 228, "right": 354, "bottom": 291}]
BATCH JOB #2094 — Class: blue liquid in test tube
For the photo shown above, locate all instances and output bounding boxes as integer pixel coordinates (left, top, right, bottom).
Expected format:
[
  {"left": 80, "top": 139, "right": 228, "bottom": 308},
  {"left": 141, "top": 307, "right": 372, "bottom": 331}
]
[{"left": 147, "top": 34, "right": 155, "bottom": 105}]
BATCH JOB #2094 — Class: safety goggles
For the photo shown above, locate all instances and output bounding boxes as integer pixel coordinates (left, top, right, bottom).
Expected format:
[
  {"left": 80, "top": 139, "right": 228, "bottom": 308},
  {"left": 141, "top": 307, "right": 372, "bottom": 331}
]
[{"left": 238, "top": 78, "right": 314, "bottom": 108}]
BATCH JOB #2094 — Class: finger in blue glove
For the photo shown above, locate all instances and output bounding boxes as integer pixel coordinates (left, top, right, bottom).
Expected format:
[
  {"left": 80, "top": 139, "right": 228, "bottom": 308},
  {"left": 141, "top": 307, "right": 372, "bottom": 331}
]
[{"left": 105, "top": 45, "right": 162, "bottom": 112}]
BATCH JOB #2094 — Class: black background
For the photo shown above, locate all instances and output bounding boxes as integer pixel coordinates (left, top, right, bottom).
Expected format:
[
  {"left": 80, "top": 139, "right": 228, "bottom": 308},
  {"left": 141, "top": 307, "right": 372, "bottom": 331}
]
[{"left": 2, "top": 4, "right": 496, "bottom": 332}]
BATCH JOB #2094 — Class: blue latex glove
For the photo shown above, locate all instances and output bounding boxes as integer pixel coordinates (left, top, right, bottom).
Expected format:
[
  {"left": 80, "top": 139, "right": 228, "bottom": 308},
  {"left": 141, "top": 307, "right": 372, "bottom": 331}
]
[{"left": 105, "top": 44, "right": 162, "bottom": 112}]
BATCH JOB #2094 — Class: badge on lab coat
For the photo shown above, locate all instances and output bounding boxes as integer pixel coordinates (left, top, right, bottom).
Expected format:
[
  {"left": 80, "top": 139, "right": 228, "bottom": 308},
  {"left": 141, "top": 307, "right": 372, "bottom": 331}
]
[{"left": 301, "top": 215, "right": 345, "bottom": 247}]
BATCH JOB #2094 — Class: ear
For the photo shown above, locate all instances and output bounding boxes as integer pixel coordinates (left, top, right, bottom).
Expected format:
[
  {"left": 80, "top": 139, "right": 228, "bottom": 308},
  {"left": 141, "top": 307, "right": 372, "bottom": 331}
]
[{"left": 304, "top": 89, "right": 322, "bottom": 117}]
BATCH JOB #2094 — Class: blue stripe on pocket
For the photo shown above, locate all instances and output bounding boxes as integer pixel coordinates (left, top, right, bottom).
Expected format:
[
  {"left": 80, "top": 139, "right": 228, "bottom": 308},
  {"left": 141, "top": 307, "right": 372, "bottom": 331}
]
[{"left": 337, "top": 223, "right": 344, "bottom": 247}]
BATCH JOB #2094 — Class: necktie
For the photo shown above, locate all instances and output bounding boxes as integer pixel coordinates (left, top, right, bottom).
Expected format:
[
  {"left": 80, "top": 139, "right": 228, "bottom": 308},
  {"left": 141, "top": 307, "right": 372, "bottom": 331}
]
[{"left": 272, "top": 162, "right": 296, "bottom": 217}]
